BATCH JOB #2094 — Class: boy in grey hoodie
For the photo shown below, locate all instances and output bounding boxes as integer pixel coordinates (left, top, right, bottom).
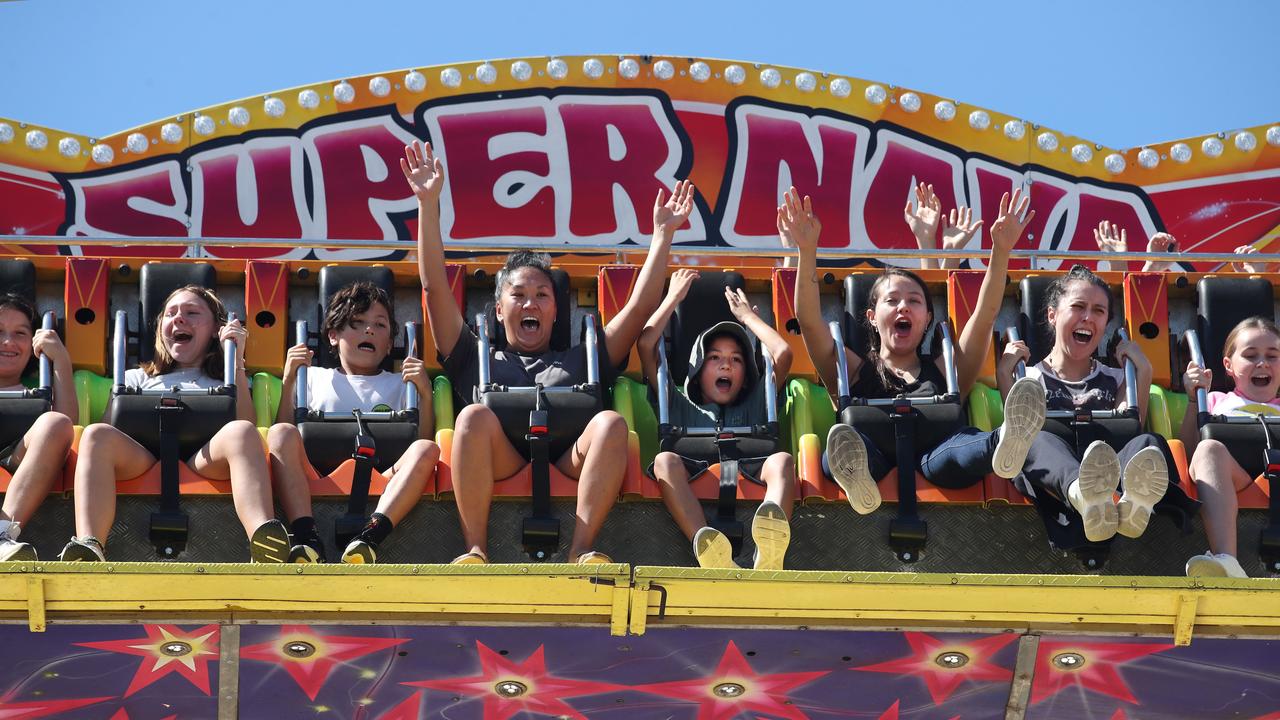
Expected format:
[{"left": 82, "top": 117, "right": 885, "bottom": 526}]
[{"left": 638, "top": 270, "right": 795, "bottom": 569}]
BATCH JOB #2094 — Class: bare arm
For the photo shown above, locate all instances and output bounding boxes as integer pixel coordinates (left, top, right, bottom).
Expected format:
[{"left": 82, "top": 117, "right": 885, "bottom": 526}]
[
  {"left": 275, "top": 342, "right": 311, "bottom": 424},
  {"left": 218, "top": 320, "right": 255, "bottom": 423},
  {"left": 1114, "top": 339, "right": 1153, "bottom": 424},
  {"left": 1179, "top": 362, "right": 1211, "bottom": 454},
  {"left": 603, "top": 181, "right": 695, "bottom": 368},
  {"left": 637, "top": 269, "right": 697, "bottom": 391},
  {"left": 401, "top": 141, "right": 463, "bottom": 359},
  {"left": 401, "top": 356, "right": 435, "bottom": 439},
  {"left": 725, "top": 287, "right": 792, "bottom": 386},
  {"left": 786, "top": 190, "right": 862, "bottom": 393},
  {"left": 33, "top": 329, "right": 77, "bottom": 420},
  {"left": 954, "top": 189, "right": 1033, "bottom": 398}
]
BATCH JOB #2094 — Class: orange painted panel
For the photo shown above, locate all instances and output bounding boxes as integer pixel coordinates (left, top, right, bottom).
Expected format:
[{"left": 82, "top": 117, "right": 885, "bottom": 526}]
[
  {"left": 947, "top": 270, "right": 996, "bottom": 386},
  {"left": 598, "top": 265, "right": 642, "bottom": 379},
  {"left": 771, "top": 268, "right": 816, "bottom": 381},
  {"left": 63, "top": 256, "right": 109, "bottom": 374},
  {"left": 244, "top": 260, "right": 289, "bottom": 374},
  {"left": 1123, "top": 272, "right": 1172, "bottom": 387}
]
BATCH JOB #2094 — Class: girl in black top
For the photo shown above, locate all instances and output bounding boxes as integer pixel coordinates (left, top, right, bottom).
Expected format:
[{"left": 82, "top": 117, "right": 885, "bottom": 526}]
[{"left": 788, "top": 187, "right": 1048, "bottom": 512}]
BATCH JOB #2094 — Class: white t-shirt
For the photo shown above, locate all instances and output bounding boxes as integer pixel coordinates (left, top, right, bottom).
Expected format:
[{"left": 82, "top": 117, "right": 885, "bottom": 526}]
[
  {"left": 1026, "top": 360, "right": 1128, "bottom": 413},
  {"left": 124, "top": 367, "right": 221, "bottom": 391},
  {"left": 305, "top": 366, "right": 405, "bottom": 413},
  {"left": 1207, "top": 390, "right": 1280, "bottom": 417}
]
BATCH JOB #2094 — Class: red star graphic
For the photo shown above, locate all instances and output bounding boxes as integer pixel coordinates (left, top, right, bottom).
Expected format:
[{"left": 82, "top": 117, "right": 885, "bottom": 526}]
[
  {"left": 404, "top": 642, "right": 621, "bottom": 720},
  {"left": 376, "top": 691, "right": 424, "bottom": 720},
  {"left": 852, "top": 632, "right": 1017, "bottom": 705},
  {"left": 76, "top": 624, "right": 220, "bottom": 697},
  {"left": 0, "top": 695, "right": 113, "bottom": 719},
  {"left": 631, "top": 640, "right": 828, "bottom": 720},
  {"left": 240, "top": 625, "right": 409, "bottom": 700},
  {"left": 1031, "top": 640, "right": 1172, "bottom": 705}
]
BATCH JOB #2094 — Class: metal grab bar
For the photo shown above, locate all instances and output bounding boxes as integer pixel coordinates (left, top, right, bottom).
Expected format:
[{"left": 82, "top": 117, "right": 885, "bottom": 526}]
[
  {"left": 475, "top": 312, "right": 491, "bottom": 388},
  {"left": 829, "top": 320, "right": 851, "bottom": 403},
  {"left": 939, "top": 321, "right": 959, "bottom": 396},
  {"left": 656, "top": 338, "right": 671, "bottom": 425},
  {"left": 222, "top": 312, "right": 238, "bottom": 387},
  {"left": 37, "top": 311, "right": 54, "bottom": 389},
  {"left": 403, "top": 321, "right": 419, "bottom": 413},
  {"left": 1185, "top": 328, "right": 1210, "bottom": 417},
  {"left": 294, "top": 320, "right": 309, "bottom": 412},
  {"left": 584, "top": 314, "right": 599, "bottom": 386},
  {"left": 112, "top": 309, "right": 128, "bottom": 387}
]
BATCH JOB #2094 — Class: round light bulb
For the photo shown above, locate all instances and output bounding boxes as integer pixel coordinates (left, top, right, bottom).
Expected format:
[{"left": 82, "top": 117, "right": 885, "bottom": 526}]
[
  {"left": 617, "top": 58, "right": 639, "bottom": 79},
  {"left": 475, "top": 63, "right": 497, "bottom": 85},
  {"left": 934, "top": 100, "right": 956, "bottom": 121},
  {"left": 333, "top": 81, "right": 355, "bottom": 104},
  {"left": 690, "top": 61, "right": 711, "bottom": 82},
  {"left": 865, "top": 84, "right": 887, "bottom": 105},
  {"left": 298, "top": 89, "right": 321, "bottom": 109},
  {"left": 369, "top": 76, "right": 391, "bottom": 96},
  {"left": 723, "top": 64, "right": 745, "bottom": 85},
  {"left": 968, "top": 110, "right": 990, "bottom": 130},
  {"left": 405, "top": 70, "right": 427, "bottom": 92},
  {"left": 509, "top": 62, "right": 532, "bottom": 82}
]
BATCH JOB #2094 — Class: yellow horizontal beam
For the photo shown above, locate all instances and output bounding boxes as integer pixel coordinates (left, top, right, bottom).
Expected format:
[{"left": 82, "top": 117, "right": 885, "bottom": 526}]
[
  {"left": 0, "top": 563, "right": 632, "bottom": 636},
  {"left": 633, "top": 568, "right": 1280, "bottom": 644}
]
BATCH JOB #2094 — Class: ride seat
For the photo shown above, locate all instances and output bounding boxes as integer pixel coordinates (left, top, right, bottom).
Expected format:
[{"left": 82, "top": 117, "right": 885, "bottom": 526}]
[{"left": 0, "top": 259, "right": 59, "bottom": 492}]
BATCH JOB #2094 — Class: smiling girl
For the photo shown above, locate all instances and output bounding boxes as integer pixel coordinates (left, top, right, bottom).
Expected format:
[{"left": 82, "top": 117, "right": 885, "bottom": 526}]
[
  {"left": 63, "top": 285, "right": 284, "bottom": 562},
  {"left": 1182, "top": 316, "right": 1280, "bottom": 577}
]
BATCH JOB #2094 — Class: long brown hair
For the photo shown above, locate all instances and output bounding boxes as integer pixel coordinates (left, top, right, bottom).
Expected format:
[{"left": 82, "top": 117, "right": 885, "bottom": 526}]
[
  {"left": 141, "top": 285, "right": 228, "bottom": 378},
  {"left": 864, "top": 268, "right": 935, "bottom": 389}
]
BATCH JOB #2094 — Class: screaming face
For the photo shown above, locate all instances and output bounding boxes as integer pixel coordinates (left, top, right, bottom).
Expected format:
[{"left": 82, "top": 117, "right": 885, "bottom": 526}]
[
  {"left": 160, "top": 290, "right": 218, "bottom": 368},
  {"left": 1047, "top": 281, "right": 1109, "bottom": 362},
  {"left": 697, "top": 335, "right": 747, "bottom": 405},
  {"left": 867, "top": 275, "right": 931, "bottom": 358},
  {"left": 496, "top": 266, "right": 556, "bottom": 353},
  {"left": 1225, "top": 326, "right": 1280, "bottom": 402},
  {"left": 328, "top": 302, "right": 393, "bottom": 375}
]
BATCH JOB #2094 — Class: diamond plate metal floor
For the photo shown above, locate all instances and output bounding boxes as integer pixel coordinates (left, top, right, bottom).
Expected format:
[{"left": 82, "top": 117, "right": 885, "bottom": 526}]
[{"left": 15, "top": 496, "right": 1270, "bottom": 575}]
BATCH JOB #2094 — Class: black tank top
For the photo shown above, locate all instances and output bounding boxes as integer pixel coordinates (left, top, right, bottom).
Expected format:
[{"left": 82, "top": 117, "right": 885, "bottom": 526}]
[{"left": 849, "top": 354, "right": 947, "bottom": 399}]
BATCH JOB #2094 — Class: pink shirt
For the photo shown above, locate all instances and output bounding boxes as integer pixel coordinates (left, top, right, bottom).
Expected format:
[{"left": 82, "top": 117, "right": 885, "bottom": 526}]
[{"left": 1206, "top": 389, "right": 1280, "bottom": 417}]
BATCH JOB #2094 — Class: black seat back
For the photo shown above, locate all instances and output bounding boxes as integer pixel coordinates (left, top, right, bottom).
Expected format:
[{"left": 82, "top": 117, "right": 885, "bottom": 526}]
[
  {"left": 670, "top": 271, "right": 746, "bottom": 387},
  {"left": 1196, "top": 277, "right": 1275, "bottom": 393},
  {"left": 316, "top": 265, "right": 398, "bottom": 370},
  {"left": 107, "top": 262, "right": 233, "bottom": 458},
  {"left": 0, "top": 259, "right": 47, "bottom": 450},
  {"left": 841, "top": 273, "right": 879, "bottom": 362},
  {"left": 1018, "top": 276, "right": 1057, "bottom": 365}
]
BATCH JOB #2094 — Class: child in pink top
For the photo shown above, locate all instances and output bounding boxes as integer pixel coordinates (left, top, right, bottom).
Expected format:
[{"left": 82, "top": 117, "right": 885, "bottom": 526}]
[{"left": 1182, "top": 316, "right": 1280, "bottom": 577}]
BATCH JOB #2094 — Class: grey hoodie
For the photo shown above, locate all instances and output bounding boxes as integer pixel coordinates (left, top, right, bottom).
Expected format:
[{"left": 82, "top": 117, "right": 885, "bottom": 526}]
[{"left": 671, "top": 320, "right": 767, "bottom": 428}]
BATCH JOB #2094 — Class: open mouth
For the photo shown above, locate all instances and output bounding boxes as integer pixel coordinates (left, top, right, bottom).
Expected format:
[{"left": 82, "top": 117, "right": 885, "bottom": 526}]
[
  {"left": 520, "top": 316, "right": 540, "bottom": 332},
  {"left": 892, "top": 317, "right": 913, "bottom": 337},
  {"left": 171, "top": 331, "right": 193, "bottom": 343},
  {"left": 1251, "top": 374, "right": 1273, "bottom": 388},
  {"left": 1071, "top": 328, "right": 1094, "bottom": 345},
  {"left": 357, "top": 341, "right": 376, "bottom": 352},
  {"left": 715, "top": 376, "right": 732, "bottom": 391}
]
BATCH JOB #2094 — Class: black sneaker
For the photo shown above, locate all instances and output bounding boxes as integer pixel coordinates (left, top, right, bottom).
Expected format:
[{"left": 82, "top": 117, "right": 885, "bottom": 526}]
[
  {"left": 288, "top": 534, "right": 326, "bottom": 563},
  {"left": 249, "top": 520, "right": 290, "bottom": 563},
  {"left": 341, "top": 539, "right": 377, "bottom": 564},
  {"left": 59, "top": 536, "right": 106, "bottom": 562}
]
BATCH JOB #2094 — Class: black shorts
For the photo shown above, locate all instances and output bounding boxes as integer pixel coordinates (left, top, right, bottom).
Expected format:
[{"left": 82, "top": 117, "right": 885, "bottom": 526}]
[{"left": 646, "top": 454, "right": 770, "bottom": 487}]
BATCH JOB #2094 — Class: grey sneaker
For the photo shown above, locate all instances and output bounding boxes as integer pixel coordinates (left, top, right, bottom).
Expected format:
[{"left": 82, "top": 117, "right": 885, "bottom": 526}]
[
  {"left": 693, "top": 526, "right": 735, "bottom": 569},
  {"left": 1117, "top": 446, "right": 1169, "bottom": 539},
  {"left": 59, "top": 536, "right": 106, "bottom": 562},
  {"left": 249, "top": 520, "right": 290, "bottom": 563},
  {"left": 750, "top": 501, "right": 790, "bottom": 571},
  {"left": 992, "top": 377, "right": 1046, "bottom": 478},
  {"left": 341, "top": 539, "right": 377, "bottom": 564},
  {"left": 1067, "top": 441, "right": 1121, "bottom": 542},
  {"left": 826, "top": 424, "right": 880, "bottom": 514}
]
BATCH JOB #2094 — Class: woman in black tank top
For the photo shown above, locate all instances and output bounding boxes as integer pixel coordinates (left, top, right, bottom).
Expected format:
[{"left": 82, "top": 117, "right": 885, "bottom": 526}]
[{"left": 786, "top": 186, "right": 1049, "bottom": 514}]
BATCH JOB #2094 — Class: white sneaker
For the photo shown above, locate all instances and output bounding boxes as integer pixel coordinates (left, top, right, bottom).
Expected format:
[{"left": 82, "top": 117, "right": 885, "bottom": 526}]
[
  {"left": 992, "top": 378, "right": 1046, "bottom": 478},
  {"left": 1186, "top": 552, "right": 1249, "bottom": 579},
  {"left": 826, "top": 424, "right": 880, "bottom": 514},
  {"left": 1117, "top": 447, "right": 1169, "bottom": 539},
  {"left": 751, "top": 501, "right": 790, "bottom": 571},
  {"left": 0, "top": 522, "right": 35, "bottom": 562},
  {"left": 693, "top": 526, "right": 735, "bottom": 569},
  {"left": 1067, "top": 441, "right": 1121, "bottom": 542}
]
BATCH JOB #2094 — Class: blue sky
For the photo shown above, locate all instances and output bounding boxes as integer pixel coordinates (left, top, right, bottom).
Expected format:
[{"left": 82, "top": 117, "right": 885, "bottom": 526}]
[{"left": 1, "top": 0, "right": 1273, "bottom": 149}]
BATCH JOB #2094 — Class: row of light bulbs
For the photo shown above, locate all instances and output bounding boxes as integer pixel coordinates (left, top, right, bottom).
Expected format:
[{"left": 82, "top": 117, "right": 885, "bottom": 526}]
[{"left": 3, "top": 57, "right": 1279, "bottom": 172}]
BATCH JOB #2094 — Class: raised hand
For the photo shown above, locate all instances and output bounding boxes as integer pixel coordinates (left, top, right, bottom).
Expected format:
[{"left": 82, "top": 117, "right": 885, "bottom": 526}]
[
  {"left": 667, "top": 268, "right": 699, "bottom": 304},
  {"left": 941, "top": 206, "right": 983, "bottom": 251},
  {"left": 654, "top": 179, "right": 695, "bottom": 236},
  {"left": 1093, "top": 220, "right": 1127, "bottom": 254},
  {"left": 400, "top": 141, "right": 445, "bottom": 202},
  {"left": 780, "top": 187, "right": 822, "bottom": 252},
  {"left": 401, "top": 356, "right": 431, "bottom": 394},
  {"left": 903, "top": 182, "right": 942, "bottom": 246},
  {"left": 777, "top": 206, "right": 796, "bottom": 250},
  {"left": 724, "top": 287, "right": 759, "bottom": 323},
  {"left": 988, "top": 188, "right": 1035, "bottom": 254},
  {"left": 1233, "top": 245, "right": 1273, "bottom": 273},
  {"left": 282, "top": 342, "right": 313, "bottom": 382}
]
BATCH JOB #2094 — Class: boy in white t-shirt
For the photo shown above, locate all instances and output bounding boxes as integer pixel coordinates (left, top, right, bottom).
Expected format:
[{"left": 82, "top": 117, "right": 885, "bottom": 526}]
[{"left": 268, "top": 282, "right": 438, "bottom": 563}]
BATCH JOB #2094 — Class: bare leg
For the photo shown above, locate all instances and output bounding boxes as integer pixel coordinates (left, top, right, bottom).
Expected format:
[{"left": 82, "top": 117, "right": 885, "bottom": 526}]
[
  {"left": 375, "top": 439, "right": 440, "bottom": 524},
  {"left": 555, "top": 410, "right": 628, "bottom": 559},
  {"left": 653, "top": 452, "right": 703, "bottom": 540},
  {"left": 188, "top": 420, "right": 273, "bottom": 537},
  {"left": 266, "top": 424, "right": 314, "bottom": 522},
  {"left": 1188, "top": 439, "right": 1255, "bottom": 556},
  {"left": 759, "top": 452, "right": 796, "bottom": 518},
  {"left": 2, "top": 412, "right": 74, "bottom": 525},
  {"left": 73, "top": 424, "right": 158, "bottom": 544},
  {"left": 450, "top": 404, "right": 528, "bottom": 557}
]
